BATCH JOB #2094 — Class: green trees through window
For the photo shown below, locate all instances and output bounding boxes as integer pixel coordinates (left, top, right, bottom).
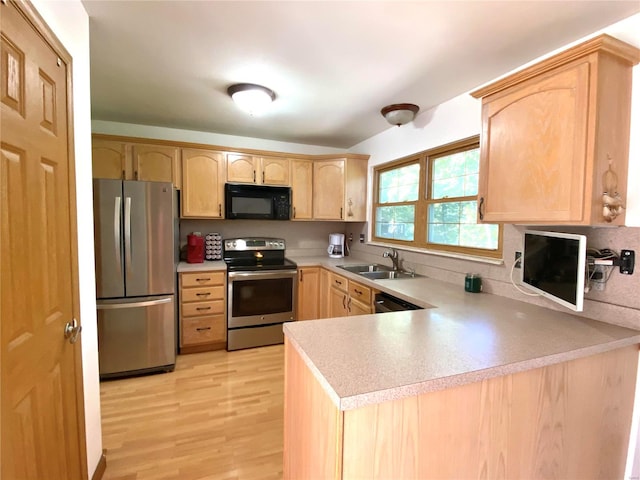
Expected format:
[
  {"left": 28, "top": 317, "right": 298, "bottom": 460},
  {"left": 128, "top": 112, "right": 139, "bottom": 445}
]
[{"left": 373, "top": 136, "right": 502, "bottom": 258}]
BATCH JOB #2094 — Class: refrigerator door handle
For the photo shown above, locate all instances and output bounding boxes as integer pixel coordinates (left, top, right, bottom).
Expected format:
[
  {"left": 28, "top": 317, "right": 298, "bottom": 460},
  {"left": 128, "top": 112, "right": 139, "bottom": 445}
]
[
  {"left": 97, "top": 297, "right": 173, "bottom": 310},
  {"left": 114, "top": 196, "right": 122, "bottom": 275},
  {"left": 124, "top": 196, "right": 132, "bottom": 274}
]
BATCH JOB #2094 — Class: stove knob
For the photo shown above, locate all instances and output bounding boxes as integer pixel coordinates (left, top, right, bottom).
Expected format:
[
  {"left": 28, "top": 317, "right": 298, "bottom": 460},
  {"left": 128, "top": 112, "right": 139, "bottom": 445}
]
[{"left": 232, "top": 241, "right": 237, "bottom": 247}]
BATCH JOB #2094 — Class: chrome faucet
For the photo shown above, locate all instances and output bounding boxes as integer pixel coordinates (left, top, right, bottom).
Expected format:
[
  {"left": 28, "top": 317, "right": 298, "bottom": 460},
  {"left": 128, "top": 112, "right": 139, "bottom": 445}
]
[{"left": 383, "top": 248, "right": 400, "bottom": 271}]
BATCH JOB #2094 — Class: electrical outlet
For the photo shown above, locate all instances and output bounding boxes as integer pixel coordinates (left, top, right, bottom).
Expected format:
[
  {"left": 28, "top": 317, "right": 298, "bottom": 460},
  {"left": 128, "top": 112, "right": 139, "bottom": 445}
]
[
  {"left": 514, "top": 251, "right": 522, "bottom": 268},
  {"left": 359, "top": 234, "right": 365, "bottom": 244},
  {"left": 620, "top": 249, "right": 635, "bottom": 275}
]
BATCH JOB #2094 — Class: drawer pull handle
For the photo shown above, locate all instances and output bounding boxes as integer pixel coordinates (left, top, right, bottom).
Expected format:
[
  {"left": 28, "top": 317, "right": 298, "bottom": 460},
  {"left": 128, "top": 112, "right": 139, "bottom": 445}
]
[
  {"left": 196, "top": 327, "right": 211, "bottom": 332},
  {"left": 335, "top": 280, "right": 342, "bottom": 285},
  {"left": 196, "top": 306, "right": 211, "bottom": 311},
  {"left": 196, "top": 277, "right": 211, "bottom": 282},
  {"left": 196, "top": 292, "right": 211, "bottom": 297},
  {"left": 354, "top": 289, "right": 363, "bottom": 295}
]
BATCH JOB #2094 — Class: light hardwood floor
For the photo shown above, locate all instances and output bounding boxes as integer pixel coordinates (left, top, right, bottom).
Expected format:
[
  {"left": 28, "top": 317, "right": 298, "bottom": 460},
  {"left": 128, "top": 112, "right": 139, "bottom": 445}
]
[{"left": 100, "top": 345, "right": 284, "bottom": 480}]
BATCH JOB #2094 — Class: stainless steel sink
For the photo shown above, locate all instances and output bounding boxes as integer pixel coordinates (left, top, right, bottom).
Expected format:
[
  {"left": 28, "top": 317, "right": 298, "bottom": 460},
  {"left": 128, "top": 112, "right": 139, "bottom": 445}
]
[
  {"left": 337, "top": 264, "right": 420, "bottom": 280},
  {"left": 359, "top": 270, "right": 420, "bottom": 280},
  {"left": 337, "top": 264, "right": 392, "bottom": 274}
]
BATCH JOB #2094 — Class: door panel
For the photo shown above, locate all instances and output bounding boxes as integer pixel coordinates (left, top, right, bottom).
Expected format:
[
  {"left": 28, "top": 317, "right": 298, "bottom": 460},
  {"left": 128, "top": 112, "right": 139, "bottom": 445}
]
[
  {"left": 93, "top": 179, "right": 125, "bottom": 298},
  {"left": 1, "top": 1, "right": 86, "bottom": 478},
  {"left": 124, "top": 181, "right": 174, "bottom": 296}
]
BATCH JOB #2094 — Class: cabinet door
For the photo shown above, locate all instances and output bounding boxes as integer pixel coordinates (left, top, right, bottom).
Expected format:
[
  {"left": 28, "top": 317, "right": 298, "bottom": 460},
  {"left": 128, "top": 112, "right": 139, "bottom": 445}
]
[
  {"left": 329, "top": 286, "right": 348, "bottom": 318},
  {"left": 132, "top": 144, "right": 181, "bottom": 187},
  {"left": 291, "top": 159, "right": 313, "bottom": 220},
  {"left": 318, "top": 268, "right": 330, "bottom": 319},
  {"left": 313, "top": 160, "right": 345, "bottom": 220},
  {"left": 297, "top": 267, "right": 320, "bottom": 321},
  {"left": 181, "top": 148, "right": 225, "bottom": 218},
  {"left": 92, "top": 138, "right": 128, "bottom": 180},
  {"left": 478, "top": 61, "right": 590, "bottom": 223},
  {"left": 227, "top": 153, "right": 258, "bottom": 183},
  {"left": 261, "top": 157, "right": 290, "bottom": 186},
  {"left": 348, "top": 297, "right": 371, "bottom": 316},
  {"left": 343, "top": 158, "right": 368, "bottom": 222}
]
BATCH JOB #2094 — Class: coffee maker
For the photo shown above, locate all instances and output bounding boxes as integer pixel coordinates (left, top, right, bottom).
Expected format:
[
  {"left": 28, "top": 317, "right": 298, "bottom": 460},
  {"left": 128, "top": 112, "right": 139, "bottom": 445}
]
[{"left": 327, "top": 233, "right": 345, "bottom": 258}]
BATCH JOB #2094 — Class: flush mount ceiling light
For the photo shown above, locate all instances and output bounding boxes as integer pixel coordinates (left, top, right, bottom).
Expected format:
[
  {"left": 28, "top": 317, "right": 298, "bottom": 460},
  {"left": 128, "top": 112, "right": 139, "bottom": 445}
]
[
  {"left": 227, "top": 83, "right": 276, "bottom": 116},
  {"left": 380, "top": 103, "right": 420, "bottom": 126}
]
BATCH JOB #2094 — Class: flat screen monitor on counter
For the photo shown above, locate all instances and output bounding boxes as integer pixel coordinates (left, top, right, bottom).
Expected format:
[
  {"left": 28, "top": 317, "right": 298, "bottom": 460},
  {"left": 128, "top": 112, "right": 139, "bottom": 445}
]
[{"left": 521, "top": 230, "right": 587, "bottom": 312}]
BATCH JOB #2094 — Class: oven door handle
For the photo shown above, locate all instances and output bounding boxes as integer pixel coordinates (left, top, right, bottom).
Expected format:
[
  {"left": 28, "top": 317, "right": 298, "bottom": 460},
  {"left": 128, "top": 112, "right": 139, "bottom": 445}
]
[{"left": 228, "top": 270, "right": 298, "bottom": 281}]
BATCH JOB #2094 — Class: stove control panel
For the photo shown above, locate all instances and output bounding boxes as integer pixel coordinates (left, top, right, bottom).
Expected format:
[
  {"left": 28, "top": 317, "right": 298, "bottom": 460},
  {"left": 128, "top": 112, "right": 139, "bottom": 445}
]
[{"left": 224, "top": 237, "right": 286, "bottom": 252}]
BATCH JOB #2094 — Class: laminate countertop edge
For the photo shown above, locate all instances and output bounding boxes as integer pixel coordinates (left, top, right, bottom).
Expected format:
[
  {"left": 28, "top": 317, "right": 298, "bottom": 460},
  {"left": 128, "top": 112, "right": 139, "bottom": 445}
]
[{"left": 284, "top": 256, "right": 640, "bottom": 411}]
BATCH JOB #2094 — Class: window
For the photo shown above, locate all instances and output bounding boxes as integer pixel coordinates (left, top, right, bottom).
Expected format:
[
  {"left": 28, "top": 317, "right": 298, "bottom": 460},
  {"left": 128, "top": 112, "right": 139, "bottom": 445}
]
[{"left": 373, "top": 136, "right": 502, "bottom": 258}]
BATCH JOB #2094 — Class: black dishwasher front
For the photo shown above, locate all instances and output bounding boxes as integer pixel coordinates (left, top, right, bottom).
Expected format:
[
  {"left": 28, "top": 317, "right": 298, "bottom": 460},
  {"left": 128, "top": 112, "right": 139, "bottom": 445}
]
[{"left": 374, "top": 292, "right": 423, "bottom": 313}]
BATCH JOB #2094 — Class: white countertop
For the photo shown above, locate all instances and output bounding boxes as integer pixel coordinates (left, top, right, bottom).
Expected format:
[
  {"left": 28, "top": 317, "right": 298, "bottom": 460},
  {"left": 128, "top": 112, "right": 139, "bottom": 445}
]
[
  {"left": 283, "top": 256, "right": 640, "bottom": 411},
  {"left": 177, "top": 261, "right": 226, "bottom": 273}
]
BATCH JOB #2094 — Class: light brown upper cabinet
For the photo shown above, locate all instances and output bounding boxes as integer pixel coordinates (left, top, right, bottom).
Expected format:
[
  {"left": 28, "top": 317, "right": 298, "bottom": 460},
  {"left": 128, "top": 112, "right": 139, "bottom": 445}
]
[
  {"left": 313, "top": 156, "right": 368, "bottom": 221},
  {"left": 471, "top": 34, "right": 640, "bottom": 225},
  {"left": 290, "top": 159, "right": 314, "bottom": 220},
  {"left": 226, "top": 153, "right": 290, "bottom": 185},
  {"left": 92, "top": 136, "right": 181, "bottom": 188},
  {"left": 92, "top": 138, "right": 129, "bottom": 180},
  {"left": 132, "top": 144, "right": 181, "bottom": 187},
  {"left": 181, "top": 148, "right": 226, "bottom": 218}
]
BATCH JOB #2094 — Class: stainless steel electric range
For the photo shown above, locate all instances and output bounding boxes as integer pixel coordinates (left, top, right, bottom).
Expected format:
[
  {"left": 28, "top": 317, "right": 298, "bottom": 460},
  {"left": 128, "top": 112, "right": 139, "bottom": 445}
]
[{"left": 223, "top": 237, "right": 297, "bottom": 351}]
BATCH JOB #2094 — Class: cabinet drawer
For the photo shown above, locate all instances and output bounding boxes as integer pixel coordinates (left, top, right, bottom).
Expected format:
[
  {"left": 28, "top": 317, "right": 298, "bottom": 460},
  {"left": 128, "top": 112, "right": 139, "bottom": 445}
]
[
  {"left": 329, "top": 272, "right": 348, "bottom": 292},
  {"left": 349, "top": 281, "right": 371, "bottom": 305},
  {"left": 182, "top": 299, "right": 225, "bottom": 317},
  {"left": 181, "top": 315, "right": 226, "bottom": 346},
  {"left": 181, "top": 271, "right": 225, "bottom": 287},
  {"left": 181, "top": 285, "right": 224, "bottom": 303}
]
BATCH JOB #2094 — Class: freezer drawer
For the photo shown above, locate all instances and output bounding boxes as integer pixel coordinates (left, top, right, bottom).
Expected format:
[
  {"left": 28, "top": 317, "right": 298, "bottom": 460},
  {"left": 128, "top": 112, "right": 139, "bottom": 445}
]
[{"left": 97, "top": 295, "right": 176, "bottom": 378}]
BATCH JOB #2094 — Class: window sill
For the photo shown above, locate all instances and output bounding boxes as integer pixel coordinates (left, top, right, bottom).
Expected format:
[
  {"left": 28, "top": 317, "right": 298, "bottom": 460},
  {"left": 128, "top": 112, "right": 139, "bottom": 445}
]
[{"left": 366, "top": 241, "right": 505, "bottom": 266}]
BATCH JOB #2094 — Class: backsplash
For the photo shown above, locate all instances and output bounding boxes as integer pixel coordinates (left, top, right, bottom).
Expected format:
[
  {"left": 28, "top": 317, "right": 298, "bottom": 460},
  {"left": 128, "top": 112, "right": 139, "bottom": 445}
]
[
  {"left": 179, "top": 219, "right": 353, "bottom": 257},
  {"left": 345, "top": 224, "right": 640, "bottom": 330},
  {"left": 179, "top": 218, "right": 638, "bottom": 329}
]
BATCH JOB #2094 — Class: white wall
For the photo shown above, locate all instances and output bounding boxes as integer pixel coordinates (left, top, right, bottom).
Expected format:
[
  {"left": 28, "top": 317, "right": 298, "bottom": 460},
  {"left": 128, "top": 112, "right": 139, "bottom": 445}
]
[
  {"left": 29, "top": 1, "right": 102, "bottom": 477},
  {"left": 92, "top": 120, "right": 345, "bottom": 156},
  {"left": 350, "top": 13, "right": 640, "bottom": 225}
]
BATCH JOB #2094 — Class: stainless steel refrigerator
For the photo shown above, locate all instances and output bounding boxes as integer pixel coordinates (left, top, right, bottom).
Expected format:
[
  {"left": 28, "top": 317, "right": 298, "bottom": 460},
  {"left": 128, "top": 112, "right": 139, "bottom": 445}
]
[{"left": 93, "top": 179, "right": 177, "bottom": 378}]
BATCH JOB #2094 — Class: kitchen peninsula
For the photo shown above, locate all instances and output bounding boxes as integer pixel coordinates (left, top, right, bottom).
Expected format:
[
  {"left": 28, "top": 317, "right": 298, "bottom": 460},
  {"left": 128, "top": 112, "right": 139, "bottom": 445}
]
[{"left": 283, "top": 262, "right": 640, "bottom": 479}]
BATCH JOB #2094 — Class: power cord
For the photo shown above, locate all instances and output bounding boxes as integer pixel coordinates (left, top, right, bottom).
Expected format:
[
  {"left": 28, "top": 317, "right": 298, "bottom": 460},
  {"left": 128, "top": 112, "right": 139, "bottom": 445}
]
[{"left": 510, "top": 257, "right": 541, "bottom": 297}]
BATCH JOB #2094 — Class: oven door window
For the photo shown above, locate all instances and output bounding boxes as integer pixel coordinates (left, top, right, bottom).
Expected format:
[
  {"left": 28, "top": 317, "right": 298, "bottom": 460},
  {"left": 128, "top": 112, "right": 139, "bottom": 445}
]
[{"left": 231, "top": 277, "right": 293, "bottom": 317}]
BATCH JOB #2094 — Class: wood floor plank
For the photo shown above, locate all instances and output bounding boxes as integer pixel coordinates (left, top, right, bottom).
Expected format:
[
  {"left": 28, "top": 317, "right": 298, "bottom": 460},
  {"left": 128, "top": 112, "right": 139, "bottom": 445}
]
[{"left": 100, "top": 345, "right": 284, "bottom": 480}]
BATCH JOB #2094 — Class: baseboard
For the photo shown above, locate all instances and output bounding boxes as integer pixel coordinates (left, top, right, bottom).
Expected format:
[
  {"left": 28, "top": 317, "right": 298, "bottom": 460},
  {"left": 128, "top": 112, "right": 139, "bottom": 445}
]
[{"left": 91, "top": 450, "right": 107, "bottom": 480}]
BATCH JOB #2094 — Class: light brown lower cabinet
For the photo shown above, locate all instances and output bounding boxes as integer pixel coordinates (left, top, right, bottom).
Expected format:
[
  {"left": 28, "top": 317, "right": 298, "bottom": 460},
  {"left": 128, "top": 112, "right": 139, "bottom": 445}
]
[
  {"left": 284, "top": 339, "right": 638, "bottom": 479},
  {"left": 297, "top": 267, "right": 320, "bottom": 321},
  {"left": 329, "top": 271, "right": 374, "bottom": 317},
  {"left": 179, "top": 271, "right": 226, "bottom": 353}
]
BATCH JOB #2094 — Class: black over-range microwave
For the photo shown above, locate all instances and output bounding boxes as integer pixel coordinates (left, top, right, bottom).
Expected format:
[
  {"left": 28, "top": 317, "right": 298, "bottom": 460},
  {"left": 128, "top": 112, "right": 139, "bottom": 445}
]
[{"left": 224, "top": 183, "right": 291, "bottom": 220}]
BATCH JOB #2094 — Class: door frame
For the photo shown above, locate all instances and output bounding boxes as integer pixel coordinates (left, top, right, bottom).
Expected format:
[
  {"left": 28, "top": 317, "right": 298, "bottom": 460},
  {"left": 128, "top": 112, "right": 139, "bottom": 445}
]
[{"left": 4, "top": 0, "right": 88, "bottom": 476}]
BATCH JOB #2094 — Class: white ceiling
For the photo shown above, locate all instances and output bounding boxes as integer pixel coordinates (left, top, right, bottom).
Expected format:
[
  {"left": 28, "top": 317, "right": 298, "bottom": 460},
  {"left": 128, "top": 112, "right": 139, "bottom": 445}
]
[{"left": 83, "top": 1, "right": 640, "bottom": 149}]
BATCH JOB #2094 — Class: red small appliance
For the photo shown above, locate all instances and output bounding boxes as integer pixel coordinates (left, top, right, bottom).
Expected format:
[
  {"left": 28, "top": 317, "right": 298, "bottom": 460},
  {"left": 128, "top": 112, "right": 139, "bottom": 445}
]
[{"left": 186, "top": 233, "right": 205, "bottom": 263}]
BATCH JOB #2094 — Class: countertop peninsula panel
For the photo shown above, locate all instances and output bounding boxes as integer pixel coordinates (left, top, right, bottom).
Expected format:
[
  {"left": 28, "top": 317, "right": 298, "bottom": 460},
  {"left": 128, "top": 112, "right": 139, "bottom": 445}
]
[{"left": 283, "top": 256, "right": 640, "bottom": 410}]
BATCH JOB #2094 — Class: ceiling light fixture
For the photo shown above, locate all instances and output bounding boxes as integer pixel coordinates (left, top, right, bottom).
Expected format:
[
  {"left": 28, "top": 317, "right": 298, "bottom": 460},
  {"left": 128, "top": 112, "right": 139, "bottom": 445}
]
[
  {"left": 227, "top": 83, "right": 276, "bottom": 116},
  {"left": 381, "top": 103, "right": 420, "bottom": 126}
]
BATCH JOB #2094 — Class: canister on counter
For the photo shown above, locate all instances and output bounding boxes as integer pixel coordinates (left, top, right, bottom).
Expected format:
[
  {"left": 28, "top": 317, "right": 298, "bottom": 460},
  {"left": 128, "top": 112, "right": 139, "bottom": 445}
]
[{"left": 464, "top": 273, "right": 482, "bottom": 293}]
